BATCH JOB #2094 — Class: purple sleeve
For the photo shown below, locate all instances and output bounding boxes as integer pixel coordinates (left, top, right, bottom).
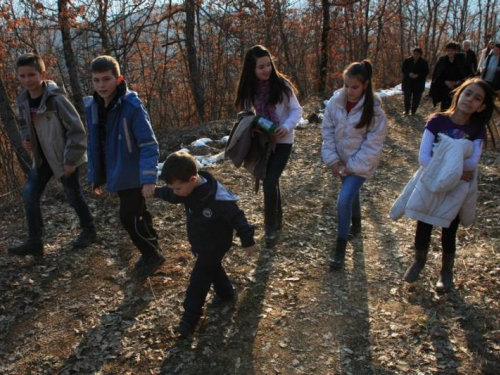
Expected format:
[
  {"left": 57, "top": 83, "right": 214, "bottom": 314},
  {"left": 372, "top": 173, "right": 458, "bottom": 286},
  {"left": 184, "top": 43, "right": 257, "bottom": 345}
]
[{"left": 424, "top": 115, "right": 442, "bottom": 138}]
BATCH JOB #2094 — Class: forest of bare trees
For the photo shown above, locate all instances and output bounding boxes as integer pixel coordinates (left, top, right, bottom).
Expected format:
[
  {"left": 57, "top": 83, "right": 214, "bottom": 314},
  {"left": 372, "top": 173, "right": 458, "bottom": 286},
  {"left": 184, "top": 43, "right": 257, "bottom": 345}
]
[{"left": 0, "top": 0, "right": 499, "bottom": 198}]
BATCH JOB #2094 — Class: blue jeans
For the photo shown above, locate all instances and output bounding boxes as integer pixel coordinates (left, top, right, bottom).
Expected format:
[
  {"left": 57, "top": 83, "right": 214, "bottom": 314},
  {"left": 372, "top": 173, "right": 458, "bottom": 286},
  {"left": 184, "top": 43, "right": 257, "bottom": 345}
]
[
  {"left": 23, "top": 161, "right": 95, "bottom": 239},
  {"left": 337, "top": 175, "right": 365, "bottom": 240}
]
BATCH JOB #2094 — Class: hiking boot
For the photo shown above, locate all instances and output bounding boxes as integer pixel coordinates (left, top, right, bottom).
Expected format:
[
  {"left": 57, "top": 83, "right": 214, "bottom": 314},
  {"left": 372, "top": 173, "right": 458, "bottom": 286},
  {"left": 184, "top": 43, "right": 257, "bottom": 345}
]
[
  {"left": 8, "top": 239, "right": 44, "bottom": 257},
  {"left": 265, "top": 227, "right": 278, "bottom": 248},
  {"left": 137, "top": 252, "right": 165, "bottom": 280},
  {"left": 404, "top": 246, "right": 429, "bottom": 283},
  {"left": 330, "top": 238, "right": 347, "bottom": 270},
  {"left": 173, "top": 320, "right": 195, "bottom": 337},
  {"left": 72, "top": 228, "right": 97, "bottom": 248},
  {"left": 348, "top": 217, "right": 362, "bottom": 240},
  {"left": 436, "top": 252, "right": 455, "bottom": 293}
]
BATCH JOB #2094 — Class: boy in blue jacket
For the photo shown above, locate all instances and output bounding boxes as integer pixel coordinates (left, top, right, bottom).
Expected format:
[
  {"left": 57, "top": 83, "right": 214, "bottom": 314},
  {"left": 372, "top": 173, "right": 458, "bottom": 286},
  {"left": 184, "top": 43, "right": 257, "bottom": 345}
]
[
  {"left": 85, "top": 55, "right": 164, "bottom": 279},
  {"left": 155, "top": 151, "right": 257, "bottom": 336}
]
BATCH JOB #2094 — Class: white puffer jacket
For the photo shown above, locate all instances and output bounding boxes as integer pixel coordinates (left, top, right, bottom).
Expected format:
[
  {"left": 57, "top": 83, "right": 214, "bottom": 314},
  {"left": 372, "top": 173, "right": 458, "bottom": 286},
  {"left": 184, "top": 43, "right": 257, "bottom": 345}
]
[
  {"left": 321, "top": 88, "right": 387, "bottom": 178},
  {"left": 390, "top": 134, "right": 478, "bottom": 228}
]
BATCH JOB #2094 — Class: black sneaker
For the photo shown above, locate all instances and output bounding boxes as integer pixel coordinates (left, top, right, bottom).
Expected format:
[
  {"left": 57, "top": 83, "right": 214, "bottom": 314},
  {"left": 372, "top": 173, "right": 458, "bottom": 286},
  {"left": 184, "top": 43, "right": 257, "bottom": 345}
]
[
  {"left": 72, "top": 228, "right": 97, "bottom": 248},
  {"left": 173, "top": 320, "right": 195, "bottom": 337},
  {"left": 212, "top": 292, "right": 236, "bottom": 307},
  {"left": 134, "top": 255, "right": 146, "bottom": 273},
  {"left": 8, "top": 239, "right": 44, "bottom": 257},
  {"left": 137, "top": 252, "right": 165, "bottom": 280}
]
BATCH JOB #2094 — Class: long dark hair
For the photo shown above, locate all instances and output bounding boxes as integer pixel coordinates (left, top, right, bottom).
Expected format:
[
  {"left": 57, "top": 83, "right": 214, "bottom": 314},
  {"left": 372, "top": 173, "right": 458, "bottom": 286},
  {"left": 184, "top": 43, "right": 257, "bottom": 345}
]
[
  {"left": 343, "top": 60, "right": 376, "bottom": 129},
  {"left": 234, "top": 45, "right": 296, "bottom": 111},
  {"left": 436, "top": 78, "right": 497, "bottom": 133}
]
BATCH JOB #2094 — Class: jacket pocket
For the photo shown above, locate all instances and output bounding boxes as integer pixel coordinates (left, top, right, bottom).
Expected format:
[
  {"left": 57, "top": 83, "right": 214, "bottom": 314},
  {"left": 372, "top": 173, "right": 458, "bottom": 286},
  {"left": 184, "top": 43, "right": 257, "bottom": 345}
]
[{"left": 122, "top": 118, "right": 133, "bottom": 153}]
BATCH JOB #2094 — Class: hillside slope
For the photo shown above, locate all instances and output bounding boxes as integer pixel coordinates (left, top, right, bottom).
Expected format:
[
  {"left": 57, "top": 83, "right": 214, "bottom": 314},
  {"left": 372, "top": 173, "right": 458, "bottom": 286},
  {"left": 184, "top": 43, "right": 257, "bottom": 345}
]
[{"left": 1, "top": 94, "right": 499, "bottom": 374}]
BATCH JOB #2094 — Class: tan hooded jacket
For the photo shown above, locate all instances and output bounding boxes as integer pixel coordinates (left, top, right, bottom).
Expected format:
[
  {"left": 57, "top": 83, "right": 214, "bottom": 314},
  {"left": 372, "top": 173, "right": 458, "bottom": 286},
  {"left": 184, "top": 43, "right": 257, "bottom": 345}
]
[{"left": 15, "top": 81, "right": 87, "bottom": 178}]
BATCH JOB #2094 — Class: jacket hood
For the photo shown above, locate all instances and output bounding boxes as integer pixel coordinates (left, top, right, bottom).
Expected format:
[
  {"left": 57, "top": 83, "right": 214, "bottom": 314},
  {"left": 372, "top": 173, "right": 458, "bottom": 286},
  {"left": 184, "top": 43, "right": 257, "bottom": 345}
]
[
  {"left": 332, "top": 87, "right": 383, "bottom": 116},
  {"left": 17, "top": 80, "right": 67, "bottom": 106},
  {"left": 195, "top": 171, "right": 238, "bottom": 205},
  {"left": 84, "top": 80, "right": 139, "bottom": 109}
]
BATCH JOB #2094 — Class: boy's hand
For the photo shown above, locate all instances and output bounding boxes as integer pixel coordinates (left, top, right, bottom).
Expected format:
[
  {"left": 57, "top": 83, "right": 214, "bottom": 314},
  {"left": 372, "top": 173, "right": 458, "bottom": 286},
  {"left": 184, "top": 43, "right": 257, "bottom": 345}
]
[
  {"left": 22, "top": 138, "right": 33, "bottom": 151},
  {"left": 244, "top": 244, "right": 258, "bottom": 256},
  {"left": 63, "top": 164, "right": 76, "bottom": 176},
  {"left": 142, "top": 183, "right": 156, "bottom": 199},
  {"left": 93, "top": 186, "right": 104, "bottom": 196}
]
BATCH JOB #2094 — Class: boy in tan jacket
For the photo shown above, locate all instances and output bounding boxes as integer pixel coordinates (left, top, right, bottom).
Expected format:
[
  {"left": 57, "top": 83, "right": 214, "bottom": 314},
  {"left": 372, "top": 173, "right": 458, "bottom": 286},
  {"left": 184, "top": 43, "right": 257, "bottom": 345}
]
[{"left": 8, "top": 53, "right": 96, "bottom": 257}]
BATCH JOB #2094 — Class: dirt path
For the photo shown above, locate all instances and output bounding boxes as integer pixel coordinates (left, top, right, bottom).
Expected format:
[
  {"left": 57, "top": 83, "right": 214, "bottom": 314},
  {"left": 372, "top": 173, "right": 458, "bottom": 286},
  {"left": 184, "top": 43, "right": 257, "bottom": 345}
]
[{"left": 1, "top": 95, "right": 499, "bottom": 374}]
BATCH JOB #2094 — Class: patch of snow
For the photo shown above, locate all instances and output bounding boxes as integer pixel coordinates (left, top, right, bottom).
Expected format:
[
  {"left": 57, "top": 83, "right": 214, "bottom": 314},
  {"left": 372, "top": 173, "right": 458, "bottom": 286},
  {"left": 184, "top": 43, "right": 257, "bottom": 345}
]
[
  {"left": 194, "top": 151, "right": 225, "bottom": 167},
  {"left": 191, "top": 138, "right": 213, "bottom": 147}
]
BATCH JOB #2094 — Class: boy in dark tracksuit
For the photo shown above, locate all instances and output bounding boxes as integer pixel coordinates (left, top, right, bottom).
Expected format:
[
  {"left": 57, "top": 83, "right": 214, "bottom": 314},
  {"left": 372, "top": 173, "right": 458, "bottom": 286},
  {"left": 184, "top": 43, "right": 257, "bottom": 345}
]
[{"left": 154, "top": 151, "right": 257, "bottom": 336}]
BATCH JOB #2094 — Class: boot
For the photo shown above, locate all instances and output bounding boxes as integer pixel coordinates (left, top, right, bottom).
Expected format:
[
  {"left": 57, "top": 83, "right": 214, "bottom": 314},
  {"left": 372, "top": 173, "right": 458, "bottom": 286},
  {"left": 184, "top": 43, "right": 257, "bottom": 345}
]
[
  {"left": 264, "top": 208, "right": 279, "bottom": 248},
  {"left": 330, "top": 238, "right": 347, "bottom": 270},
  {"left": 8, "top": 238, "right": 44, "bottom": 257},
  {"left": 136, "top": 250, "right": 165, "bottom": 280},
  {"left": 436, "top": 252, "right": 455, "bottom": 293},
  {"left": 348, "top": 217, "right": 362, "bottom": 240},
  {"left": 265, "top": 227, "right": 278, "bottom": 248},
  {"left": 404, "top": 246, "right": 428, "bottom": 283},
  {"left": 276, "top": 207, "right": 283, "bottom": 230},
  {"left": 72, "top": 228, "right": 97, "bottom": 248}
]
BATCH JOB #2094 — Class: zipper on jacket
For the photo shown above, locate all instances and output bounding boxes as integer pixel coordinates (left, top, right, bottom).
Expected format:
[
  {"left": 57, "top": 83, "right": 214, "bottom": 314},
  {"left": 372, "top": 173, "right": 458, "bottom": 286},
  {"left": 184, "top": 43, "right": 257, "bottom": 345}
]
[{"left": 122, "top": 118, "right": 133, "bottom": 153}]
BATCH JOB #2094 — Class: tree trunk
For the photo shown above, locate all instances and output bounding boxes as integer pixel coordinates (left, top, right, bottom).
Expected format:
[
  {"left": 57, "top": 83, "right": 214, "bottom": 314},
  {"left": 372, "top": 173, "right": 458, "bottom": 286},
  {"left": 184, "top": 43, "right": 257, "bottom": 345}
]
[
  {"left": 0, "top": 75, "right": 32, "bottom": 175},
  {"left": 275, "top": 0, "right": 303, "bottom": 95},
  {"left": 184, "top": 0, "right": 205, "bottom": 123},
  {"left": 318, "top": 0, "right": 331, "bottom": 98},
  {"left": 58, "top": 0, "right": 85, "bottom": 118}
]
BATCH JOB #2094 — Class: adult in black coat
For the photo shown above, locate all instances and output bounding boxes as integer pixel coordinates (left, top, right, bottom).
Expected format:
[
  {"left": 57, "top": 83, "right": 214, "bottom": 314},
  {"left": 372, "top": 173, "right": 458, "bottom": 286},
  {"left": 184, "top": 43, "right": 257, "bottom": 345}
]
[
  {"left": 402, "top": 47, "right": 429, "bottom": 115},
  {"left": 430, "top": 42, "right": 473, "bottom": 110},
  {"left": 463, "top": 40, "right": 478, "bottom": 75}
]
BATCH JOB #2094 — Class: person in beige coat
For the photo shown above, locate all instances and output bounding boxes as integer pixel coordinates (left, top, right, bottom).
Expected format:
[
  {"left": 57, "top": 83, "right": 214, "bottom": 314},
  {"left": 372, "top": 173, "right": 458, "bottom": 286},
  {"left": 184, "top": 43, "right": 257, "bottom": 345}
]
[{"left": 8, "top": 53, "right": 96, "bottom": 257}]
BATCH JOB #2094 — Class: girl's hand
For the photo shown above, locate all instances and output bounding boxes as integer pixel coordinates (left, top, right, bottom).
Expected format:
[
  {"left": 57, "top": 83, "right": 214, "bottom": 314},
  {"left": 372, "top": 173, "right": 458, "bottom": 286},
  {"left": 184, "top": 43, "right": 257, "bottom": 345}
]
[
  {"left": 275, "top": 126, "right": 288, "bottom": 139},
  {"left": 93, "top": 186, "right": 104, "bottom": 196},
  {"left": 331, "top": 162, "right": 346, "bottom": 177},
  {"left": 461, "top": 171, "right": 473, "bottom": 182}
]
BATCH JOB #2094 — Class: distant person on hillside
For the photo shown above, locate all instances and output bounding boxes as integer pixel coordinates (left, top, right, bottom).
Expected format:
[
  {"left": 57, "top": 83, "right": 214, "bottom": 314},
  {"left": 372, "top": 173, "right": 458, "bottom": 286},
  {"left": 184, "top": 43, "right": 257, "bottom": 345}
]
[
  {"left": 321, "top": 60, "right": 387, "bottom": 270},
  {"left": 430, "top": 41, "right": 473, "bottom": 110},
  {"left": 8, "top": 53, "right": 96, "bottom": 258},
  {"left": 463, "top": 40, "right": 478, "bottom": 75},
  {"left": 154, "top": 151, "right": 257, "bottom": 337},
  {"left": 85, "top": 55, "right": 163, "bottom": 280},
  {"left": 234, "top": 45, "right": 303, "bottom": 248},
  {"left": 391, "top": 78, "right": 496, "bottom": 293},
  {"left": 478, "top": 39, "right": 495, "bottom": 73},
  {"left": 480, "top": 43, "right": 500, "bottom": 90},
  {"left": 402, "top": 47, "right": 429, "bottom": 115}
]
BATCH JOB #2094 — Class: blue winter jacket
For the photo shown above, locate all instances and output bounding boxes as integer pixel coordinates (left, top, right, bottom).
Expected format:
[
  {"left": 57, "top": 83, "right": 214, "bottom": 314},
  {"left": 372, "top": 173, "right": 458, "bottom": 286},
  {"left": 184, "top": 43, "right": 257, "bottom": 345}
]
[{"left": 84, "top": 89, "right": 159, "bottom": 191}]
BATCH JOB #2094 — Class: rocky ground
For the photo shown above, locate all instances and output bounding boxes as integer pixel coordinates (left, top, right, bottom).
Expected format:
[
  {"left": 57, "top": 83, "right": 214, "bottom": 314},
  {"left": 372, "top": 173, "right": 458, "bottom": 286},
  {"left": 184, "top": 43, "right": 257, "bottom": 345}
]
[{"left": 0, "top": 94, "right": 499, "bottom": 374}]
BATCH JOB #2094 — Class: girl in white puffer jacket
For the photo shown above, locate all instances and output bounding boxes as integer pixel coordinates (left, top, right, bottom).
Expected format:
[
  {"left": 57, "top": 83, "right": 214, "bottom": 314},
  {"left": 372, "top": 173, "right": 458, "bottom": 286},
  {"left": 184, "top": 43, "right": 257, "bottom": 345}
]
[{"left": 321, "top": 60, "right": 387, "bottom": 269}]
